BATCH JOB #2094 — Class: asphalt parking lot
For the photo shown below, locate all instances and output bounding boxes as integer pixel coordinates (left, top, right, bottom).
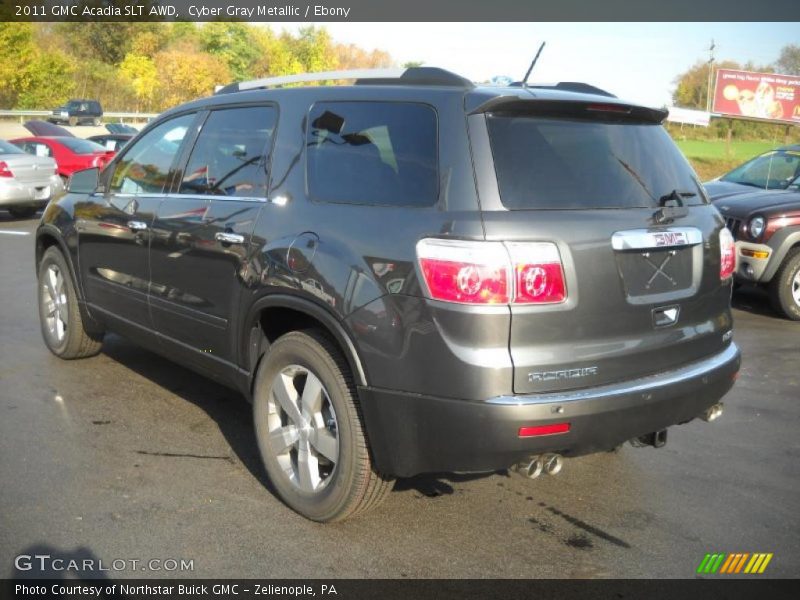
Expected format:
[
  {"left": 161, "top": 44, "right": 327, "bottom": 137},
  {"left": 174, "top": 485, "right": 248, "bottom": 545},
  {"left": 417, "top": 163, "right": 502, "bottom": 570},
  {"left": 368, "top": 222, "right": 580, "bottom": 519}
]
[{"left": 0, "top": 211, "right": 798, "bottom": 579}]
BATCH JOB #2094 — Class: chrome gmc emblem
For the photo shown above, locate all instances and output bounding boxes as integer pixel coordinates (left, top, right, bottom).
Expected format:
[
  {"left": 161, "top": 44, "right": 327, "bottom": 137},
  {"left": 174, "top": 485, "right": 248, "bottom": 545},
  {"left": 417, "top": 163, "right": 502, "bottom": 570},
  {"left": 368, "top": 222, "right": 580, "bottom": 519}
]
[{"left": 653, "top": 232, "right": 688, "bottom": 247}]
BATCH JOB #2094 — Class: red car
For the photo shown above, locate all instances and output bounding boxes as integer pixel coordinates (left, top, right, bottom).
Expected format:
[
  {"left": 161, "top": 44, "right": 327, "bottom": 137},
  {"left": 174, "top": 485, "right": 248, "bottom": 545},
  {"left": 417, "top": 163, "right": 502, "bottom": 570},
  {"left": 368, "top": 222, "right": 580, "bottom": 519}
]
[{"left": 11, "top": 121, "right": 115, "bottom": 182}]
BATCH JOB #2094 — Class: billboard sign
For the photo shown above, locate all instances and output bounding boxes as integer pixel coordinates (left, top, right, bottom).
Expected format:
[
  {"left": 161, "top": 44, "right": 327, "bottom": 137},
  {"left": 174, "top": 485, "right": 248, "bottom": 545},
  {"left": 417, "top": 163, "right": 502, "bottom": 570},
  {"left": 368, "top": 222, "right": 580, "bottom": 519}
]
[
  {"left": 712, "top": 68, "right": 800, "bottom": 124},
  {"left": 666, "top": 106, "right": 711, "bottom": 127}
]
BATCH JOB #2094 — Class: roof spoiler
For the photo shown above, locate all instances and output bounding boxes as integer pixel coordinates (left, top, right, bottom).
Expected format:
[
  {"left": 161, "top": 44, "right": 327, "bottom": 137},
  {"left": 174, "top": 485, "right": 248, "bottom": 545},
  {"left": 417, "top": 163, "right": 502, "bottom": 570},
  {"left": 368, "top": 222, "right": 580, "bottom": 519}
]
[{"left": 469, "top": 97, "right": 668, "bottom": 124}]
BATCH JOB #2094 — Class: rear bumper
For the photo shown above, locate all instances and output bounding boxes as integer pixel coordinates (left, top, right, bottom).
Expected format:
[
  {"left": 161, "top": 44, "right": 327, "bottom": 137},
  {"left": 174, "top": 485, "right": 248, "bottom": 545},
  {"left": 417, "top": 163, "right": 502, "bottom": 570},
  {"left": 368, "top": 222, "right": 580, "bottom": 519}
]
[
  {"left": 359, "top": 343, "right": 741, "bottom": 477},
  {"left": 0, "top": 177, "right": 62, "bottom": 206}
]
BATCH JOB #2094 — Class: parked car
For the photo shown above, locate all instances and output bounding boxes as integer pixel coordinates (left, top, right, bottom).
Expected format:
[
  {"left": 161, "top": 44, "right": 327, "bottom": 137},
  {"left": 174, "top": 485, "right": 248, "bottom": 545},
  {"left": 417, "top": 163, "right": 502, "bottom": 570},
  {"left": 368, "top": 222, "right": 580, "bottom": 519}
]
[
  {"left": 12, "top": 123, "right": 115, "bottom": 182},
  {"left": 34, "top": 67, "right": 740, "bottom": 521},
  {"left": 48, "top": 99, "right": 103, "bottom": 127},
  {"left": 88, "top": 124, "right": 138, "bottom": 152},
  {"left": 87, "top": 134, "right": 134, "bottom": 152},
  {"left": 704, "top": 144, "right": 800, "bottom": 201},
  {"left": 714, "top": 187, "right": 800, "bottom": 319},
  {"left": 0, "top": 139, "right": 64, "bottom": 218}
]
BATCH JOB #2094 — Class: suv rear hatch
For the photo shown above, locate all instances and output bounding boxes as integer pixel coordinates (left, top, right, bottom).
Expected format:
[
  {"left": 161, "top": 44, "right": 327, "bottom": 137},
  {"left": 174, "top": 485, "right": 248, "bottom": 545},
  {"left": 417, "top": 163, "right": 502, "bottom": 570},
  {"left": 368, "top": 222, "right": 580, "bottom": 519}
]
[{"left": 474, "top": 97, "right": 733, "bottom": 394}]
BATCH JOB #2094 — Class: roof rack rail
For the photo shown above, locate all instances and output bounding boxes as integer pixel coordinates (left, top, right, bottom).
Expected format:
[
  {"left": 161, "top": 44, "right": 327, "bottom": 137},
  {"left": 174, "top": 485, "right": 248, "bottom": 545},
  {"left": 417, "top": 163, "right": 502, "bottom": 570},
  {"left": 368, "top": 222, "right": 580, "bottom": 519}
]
[
  {"left": 215, "top": 67, "right": 474, "bottom": 94},
  {"left": 510, "top": 81, "right": 616, "bottom": 98}
]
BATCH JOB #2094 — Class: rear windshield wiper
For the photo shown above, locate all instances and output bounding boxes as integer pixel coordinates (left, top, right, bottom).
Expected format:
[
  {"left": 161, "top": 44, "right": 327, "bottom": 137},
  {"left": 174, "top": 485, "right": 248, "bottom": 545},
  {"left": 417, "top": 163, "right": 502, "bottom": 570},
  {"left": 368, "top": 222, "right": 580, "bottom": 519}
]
[
  {"left": 654, "top": 189, "right": 695, "bottom": 223},
  {"left": 658, "top": 189, "right": 696, "bottom": 207}
]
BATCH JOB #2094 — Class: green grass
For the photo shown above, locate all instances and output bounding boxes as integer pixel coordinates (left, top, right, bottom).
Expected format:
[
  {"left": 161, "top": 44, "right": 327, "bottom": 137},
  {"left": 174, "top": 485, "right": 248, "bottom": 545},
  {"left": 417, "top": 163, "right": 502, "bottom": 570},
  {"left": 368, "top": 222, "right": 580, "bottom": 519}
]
[
  {"left": 673, "top": 139, "right": 776, "bottom": 181},
  {"left": 674, "top": 139, "right": 775, "bottom": 162}
]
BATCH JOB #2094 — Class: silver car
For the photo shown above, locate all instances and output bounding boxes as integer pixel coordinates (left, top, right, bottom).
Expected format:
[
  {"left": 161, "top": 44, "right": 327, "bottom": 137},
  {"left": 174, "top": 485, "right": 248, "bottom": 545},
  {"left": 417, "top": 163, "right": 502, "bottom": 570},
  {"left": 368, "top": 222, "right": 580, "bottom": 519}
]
[{"left": 0, "top": 140, "right": 64, "bottom": 218}]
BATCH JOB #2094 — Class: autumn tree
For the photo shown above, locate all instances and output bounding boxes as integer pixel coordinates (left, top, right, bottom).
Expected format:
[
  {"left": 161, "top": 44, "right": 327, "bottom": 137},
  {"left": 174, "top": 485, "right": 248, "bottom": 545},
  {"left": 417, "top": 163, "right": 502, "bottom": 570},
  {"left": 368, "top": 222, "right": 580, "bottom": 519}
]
[
  {"left": 15, "top": 50, "right": 77, "bottom": 109},
  {"left": 154, "top": 49, "right": 230, "bottom": 109},
  {"left": 289, "top": 27, "right": 337, "bottom": 74},
  {"left": 249, "top": 27, "right": 303, "bottom": 78},
  {"left": 775, "top": 44, "right": 800, "bottom": 75},
  {"left": 671, "top": 59, "right": 742, "bottom": 109},
  {"left": 199, "top": 22, "right": 262, "bottom": 81},
  {"left": 0, "top": 23, "right": 36, "bottom": 107},
  {"left": 119, "top": 54, "right": 159, "bottom": 112},
  {"left": 334, "top": 44, "right": 393, "bottom": 70}
]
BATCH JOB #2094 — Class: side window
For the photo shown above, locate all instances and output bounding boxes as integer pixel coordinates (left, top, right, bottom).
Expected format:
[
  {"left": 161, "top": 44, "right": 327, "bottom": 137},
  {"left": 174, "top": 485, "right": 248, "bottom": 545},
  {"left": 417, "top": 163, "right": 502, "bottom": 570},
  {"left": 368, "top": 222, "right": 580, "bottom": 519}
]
[
  {"left": 306, "top": 101, "right": 438, "bottom": 207},
  {"left": 109, "top": 114, "right": 194, "bottom": 195},
  {"left": 179, "top": 106, "right": 276, "bottom": 198},
  {"left": 34, "top": 143, "right": 52, "bottom": 158}
]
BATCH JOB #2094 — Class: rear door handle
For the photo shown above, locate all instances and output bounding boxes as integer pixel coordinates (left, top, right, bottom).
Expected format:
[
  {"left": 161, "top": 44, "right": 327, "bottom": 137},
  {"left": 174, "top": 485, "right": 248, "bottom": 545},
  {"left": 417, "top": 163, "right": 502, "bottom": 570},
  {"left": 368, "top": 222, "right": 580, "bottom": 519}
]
[
  {"left": 127, "top": 220, "right": 148, "bottom": 231},
  {"left": 215, "top": 232, "right": 246, "bottom": 245}
]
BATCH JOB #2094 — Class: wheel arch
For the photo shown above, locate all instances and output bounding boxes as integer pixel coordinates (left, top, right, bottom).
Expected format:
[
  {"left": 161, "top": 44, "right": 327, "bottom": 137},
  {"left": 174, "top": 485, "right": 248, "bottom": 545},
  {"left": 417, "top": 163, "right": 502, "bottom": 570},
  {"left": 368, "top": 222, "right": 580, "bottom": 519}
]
[
  {"left": 243, "top": 294, "right": 368, "bottom": 396},
  {"left": 763, "top": 227, "right": 800, "bottom": 281}
]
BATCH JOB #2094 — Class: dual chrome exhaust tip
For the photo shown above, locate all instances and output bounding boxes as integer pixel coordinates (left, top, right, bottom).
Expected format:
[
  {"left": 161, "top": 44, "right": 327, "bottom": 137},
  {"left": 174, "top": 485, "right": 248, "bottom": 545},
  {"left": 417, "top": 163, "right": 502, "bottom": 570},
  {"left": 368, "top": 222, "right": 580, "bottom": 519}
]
[{"left": 520, "top": 453, "right": 563, "bottom": 479}]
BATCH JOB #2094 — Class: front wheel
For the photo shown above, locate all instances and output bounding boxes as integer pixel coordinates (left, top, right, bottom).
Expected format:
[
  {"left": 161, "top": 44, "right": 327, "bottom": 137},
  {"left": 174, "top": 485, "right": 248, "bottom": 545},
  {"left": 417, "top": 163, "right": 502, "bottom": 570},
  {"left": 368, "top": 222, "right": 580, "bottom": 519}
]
[
  {"left": 253, "top": 330, "right": 393, "bottom": 522},
  {"left": 768, "top": 249, "right": 800, "bottom": 321},
  {"left": 37, "top": 247, "right": 104, "bottom": 358}
]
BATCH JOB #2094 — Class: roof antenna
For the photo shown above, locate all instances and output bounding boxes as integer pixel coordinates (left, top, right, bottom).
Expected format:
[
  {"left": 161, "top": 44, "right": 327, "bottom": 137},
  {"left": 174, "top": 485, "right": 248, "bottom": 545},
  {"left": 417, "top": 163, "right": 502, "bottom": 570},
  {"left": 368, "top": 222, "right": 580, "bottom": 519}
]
[{"left": 521, "top": 42, "right": 546, "bottom": 87}]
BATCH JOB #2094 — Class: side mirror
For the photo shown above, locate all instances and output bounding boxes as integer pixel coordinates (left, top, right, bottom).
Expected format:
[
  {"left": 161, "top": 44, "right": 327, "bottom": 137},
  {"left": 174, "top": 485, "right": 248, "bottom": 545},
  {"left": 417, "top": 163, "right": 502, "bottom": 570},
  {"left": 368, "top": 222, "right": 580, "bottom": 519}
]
[{"left": 67, "top": 167, "right": 101, "bottom": 194}]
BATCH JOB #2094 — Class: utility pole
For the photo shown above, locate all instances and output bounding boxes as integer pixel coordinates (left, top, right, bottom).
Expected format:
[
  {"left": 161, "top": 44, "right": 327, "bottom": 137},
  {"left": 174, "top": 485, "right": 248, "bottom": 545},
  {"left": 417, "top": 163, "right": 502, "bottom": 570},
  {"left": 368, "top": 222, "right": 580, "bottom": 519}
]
[{"left": 706, "top": 39, "right": 716, "bottom": 113}]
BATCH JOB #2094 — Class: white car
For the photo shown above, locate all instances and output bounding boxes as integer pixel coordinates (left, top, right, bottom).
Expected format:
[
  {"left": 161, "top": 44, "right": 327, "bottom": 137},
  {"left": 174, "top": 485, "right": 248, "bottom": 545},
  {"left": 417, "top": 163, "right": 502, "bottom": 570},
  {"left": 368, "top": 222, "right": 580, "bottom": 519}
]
[{"left": 0, "top": 139, "right": 64, "bottom": 218}]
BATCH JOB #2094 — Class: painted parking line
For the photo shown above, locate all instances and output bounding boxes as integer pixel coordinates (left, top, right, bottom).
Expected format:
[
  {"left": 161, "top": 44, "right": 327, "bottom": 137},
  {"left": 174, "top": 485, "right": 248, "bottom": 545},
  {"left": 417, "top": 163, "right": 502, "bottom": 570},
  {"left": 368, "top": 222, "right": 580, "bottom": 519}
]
[{"left": 0, "top": 230, "right": 31, "bottom": 236}]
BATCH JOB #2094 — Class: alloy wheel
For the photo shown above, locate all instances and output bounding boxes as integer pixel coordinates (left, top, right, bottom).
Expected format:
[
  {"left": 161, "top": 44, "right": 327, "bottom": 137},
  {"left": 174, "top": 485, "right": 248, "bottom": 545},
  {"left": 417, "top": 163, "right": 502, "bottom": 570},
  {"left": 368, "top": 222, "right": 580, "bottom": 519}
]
[
  {"left": 41, "top": 264, "right": 68, "bottom": 344},
  {"left": 267, "top": 364, "right": 339, "bottom": 493}
]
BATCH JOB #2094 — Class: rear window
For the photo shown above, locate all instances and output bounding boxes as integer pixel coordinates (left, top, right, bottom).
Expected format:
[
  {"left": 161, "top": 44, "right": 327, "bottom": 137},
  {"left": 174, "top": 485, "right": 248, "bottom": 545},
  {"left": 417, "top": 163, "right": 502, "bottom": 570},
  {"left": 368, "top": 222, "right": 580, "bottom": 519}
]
[
  {"left": 487, "top": 115, "right": 704, "bottom": 210},
  {"left": 0, "top": 140, "right": 23, "bottom": 155},
  {"left": 57, "top": 137, "right": 107, "bottom": 154},
  {"left": 306, "top": 101, "right": 438, "bottom": 207}
]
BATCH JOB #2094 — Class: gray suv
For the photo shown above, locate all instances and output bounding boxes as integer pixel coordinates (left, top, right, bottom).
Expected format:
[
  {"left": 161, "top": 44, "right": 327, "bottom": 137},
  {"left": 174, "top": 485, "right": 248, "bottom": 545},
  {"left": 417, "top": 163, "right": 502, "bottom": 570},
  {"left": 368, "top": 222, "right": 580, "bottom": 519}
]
[{"left": 35, "top": 67, "right": 741, "bottom": 521}]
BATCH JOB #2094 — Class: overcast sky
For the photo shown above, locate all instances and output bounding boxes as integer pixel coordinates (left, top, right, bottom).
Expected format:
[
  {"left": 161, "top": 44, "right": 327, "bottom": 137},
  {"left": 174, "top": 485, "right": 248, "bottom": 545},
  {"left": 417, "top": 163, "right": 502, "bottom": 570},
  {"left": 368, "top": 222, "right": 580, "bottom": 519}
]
[{"left": 274, "top": 22, "right": 799, "bottom": 108}]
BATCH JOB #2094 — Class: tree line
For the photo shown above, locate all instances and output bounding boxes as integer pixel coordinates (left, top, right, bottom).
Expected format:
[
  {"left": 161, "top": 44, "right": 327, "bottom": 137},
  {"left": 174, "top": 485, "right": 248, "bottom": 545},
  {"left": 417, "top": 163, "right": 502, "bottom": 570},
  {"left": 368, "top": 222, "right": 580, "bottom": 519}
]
[{"left": 0, "top": 22, "right": 395, "bottom": 112}]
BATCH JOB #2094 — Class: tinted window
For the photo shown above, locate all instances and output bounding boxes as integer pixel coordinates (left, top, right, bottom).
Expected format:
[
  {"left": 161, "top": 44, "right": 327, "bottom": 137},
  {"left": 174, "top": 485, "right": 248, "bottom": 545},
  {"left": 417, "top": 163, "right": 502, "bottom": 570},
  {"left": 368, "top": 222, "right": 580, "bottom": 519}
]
[
  {"left": 721, "top": 150, "right": 800, "bottom": 190},
  {"left": 58, "top": 137, "right": 106, "bottom": 154},
  {"left": 180, "top": 106, "right": 276, "bottom": 197},
  {"left": 0, "top": 140, "right": 24, "bottom": 154},
  {"left": 306, "top": 102, "right": 437, "bottom": 207},
  {"left": 487, "top": 116, "right": 704, "bottom": 209},
  {"left": 110, "top": 114, "right": 194, "bottom": 194}
]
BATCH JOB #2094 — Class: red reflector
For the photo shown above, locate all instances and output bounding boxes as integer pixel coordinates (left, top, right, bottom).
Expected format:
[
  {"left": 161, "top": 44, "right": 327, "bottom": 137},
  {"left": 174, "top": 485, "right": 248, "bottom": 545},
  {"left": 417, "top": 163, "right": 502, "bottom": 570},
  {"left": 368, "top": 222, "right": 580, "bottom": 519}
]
[
  {"left": 518, "top": 423, "right": 571, "bottom": 437},
  {"left": 0, "top": 161, "right": 13, "bottom": 178}
]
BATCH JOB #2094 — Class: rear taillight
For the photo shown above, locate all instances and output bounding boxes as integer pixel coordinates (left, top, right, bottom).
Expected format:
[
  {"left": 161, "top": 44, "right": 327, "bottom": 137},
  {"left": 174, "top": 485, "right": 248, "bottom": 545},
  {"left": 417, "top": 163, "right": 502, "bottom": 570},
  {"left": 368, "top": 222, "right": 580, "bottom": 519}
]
[
  {"left": 0, "top": 161, "right": 13, "bottom": 178},
  {"left": 506, "top": 242, "right": 567, "bottom": 304},
  {"left": 719, "top": 228, "right": 736, "bottom": 281},
  {"left": 417, "top": 240, "right": 510, "bottom": 304},
  {"left": 416, "top": 239, "right": 567, "bottom": 305}
]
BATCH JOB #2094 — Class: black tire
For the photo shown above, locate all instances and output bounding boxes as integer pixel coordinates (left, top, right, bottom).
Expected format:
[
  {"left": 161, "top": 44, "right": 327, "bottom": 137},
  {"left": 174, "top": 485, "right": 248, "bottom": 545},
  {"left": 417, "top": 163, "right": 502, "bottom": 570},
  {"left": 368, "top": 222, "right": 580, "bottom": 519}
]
[
  {"left": 8, "top": 206, "right": 37, "bottom": 219},
  {"left": 93, "top": 117, "right": 101, "bottom": 126},
  {"left": 37, "top": 246, "right": 104, "bottom": 358},
  {"left": 768, "top": 248, "right": 800, "bottom": 321},
  {"left": 68, "top": 116, "right": 77, "bottom": 127},
  {"left": 253, "top": 329, "right": 393, "bottom": 522}
]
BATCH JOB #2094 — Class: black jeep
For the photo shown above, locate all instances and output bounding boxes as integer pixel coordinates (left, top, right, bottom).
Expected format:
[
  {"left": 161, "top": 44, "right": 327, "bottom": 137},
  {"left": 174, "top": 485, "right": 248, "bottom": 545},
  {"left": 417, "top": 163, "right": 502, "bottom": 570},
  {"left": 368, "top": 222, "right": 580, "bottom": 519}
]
[
  {"left": 35, "top": 67, "right": 740, "bottom": 521},
  {"left": 48, "top": 99, "right": 103, "bottom": 127}
]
